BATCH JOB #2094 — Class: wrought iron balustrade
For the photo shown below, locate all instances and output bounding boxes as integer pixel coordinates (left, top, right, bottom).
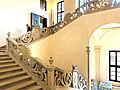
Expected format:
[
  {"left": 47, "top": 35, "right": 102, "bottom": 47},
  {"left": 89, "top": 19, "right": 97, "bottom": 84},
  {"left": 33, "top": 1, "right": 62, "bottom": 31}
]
[
  {"left": 14, "top": 0, "right": 120, "bottom": 44},
  {"left": 6, "top": 32, "right": 88, "bottom": 90},
  {"left": 6, "top": 33, "right": 50, "bottom": 89},
  {"left": 5, "top": 1, "right": 120, "bottom": 89},
  {"left": 54, "top": 65, "right": 87, "bottom": 89}
]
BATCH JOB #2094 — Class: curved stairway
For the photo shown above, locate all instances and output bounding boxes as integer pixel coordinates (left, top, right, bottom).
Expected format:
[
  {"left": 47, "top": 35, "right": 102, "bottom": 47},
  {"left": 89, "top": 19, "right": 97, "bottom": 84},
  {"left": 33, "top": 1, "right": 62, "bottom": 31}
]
[{"left": 0, "top": 50, "right": 43, "bottom": 90}]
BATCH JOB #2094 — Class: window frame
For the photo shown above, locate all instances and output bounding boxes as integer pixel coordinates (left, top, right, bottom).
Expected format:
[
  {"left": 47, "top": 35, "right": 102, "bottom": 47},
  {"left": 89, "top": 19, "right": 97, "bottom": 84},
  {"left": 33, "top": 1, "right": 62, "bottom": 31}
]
[
  {"left": 109, "top": 50, "right": 120, "bottom": 82},
  {"left": 40, "top": 0, "right": 47, "bottom": 11},
  {"left": 57, "top": 1, "right": 64, "bottom": 22}
]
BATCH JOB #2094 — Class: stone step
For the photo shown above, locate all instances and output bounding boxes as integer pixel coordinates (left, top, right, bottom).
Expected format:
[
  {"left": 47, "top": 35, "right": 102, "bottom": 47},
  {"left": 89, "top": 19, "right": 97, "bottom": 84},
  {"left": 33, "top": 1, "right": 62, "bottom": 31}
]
[
  {"left": 0, "top": 46, "right": 6, "bottom": 50},
  {"left": 0, "top": 67, "right": 23, "bottom": 75},
  {"left": 0, "top": 71, "right": 27, "bottom": 81},
  {"left": 0, "top": 50, "right": 6, "bottom": 52},
  {"left": 0, "top": 54, "right": 9, "bottom": 57},
  {"left": 0, "top": 76, "right": 31, "bottom": 88},
  {"left": 0, "top": 60, "right": 15, "bottom": 64},
  {"left": 0, "top": 45, "right": 6, "bottom": 49},
  {"left": 0, "top": 57, "right": 12, "bottom": 60},
  {"left": 0, "top": 46, "right": 6, "bottom": 49},
  {"left": 26, "top": 86, "right": 43, "bottom": 90},
  {"left": 0, "top": 63, "right": 19, "bottom": 69},
  {"left": 0, "top": 52, "right": 43, "bottom": 89},
  {"left": 0, "top": 47, "right": 6, "bottom": 49},
  {"left": 8, "top": 80, "right": 36, "bottom": 90}
]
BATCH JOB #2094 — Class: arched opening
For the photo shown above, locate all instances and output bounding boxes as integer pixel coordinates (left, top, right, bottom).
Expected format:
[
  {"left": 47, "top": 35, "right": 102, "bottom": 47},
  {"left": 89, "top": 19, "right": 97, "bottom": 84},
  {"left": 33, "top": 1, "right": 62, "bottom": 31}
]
[{"left": 89, "top": 23, "right": 120, "bottom": 87}]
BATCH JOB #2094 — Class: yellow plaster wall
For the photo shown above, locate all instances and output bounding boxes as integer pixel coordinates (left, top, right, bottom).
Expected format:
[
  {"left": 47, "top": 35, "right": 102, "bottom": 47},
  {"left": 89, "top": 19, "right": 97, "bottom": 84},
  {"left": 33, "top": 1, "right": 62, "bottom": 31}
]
[
  {"left": 28, "top": 36, "right": 53, "bottom": 65},
  {"left": 29, "top": 8, "right": 120, "bottom": 79},
  {"left": 100, "top": 30, "right": 120, "bottom": 85},
  {"left": 89, "top": 36, "right": 96, "bottom": 80},
  {"left": 64, "top": 0, "right": 75, "bottom": 15}
]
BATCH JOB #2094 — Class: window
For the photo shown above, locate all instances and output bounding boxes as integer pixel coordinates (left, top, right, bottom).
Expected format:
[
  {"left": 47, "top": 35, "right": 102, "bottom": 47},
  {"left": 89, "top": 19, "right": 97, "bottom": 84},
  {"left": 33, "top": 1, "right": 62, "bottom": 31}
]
[
  {"left": 109, "top": 51, "right": 120, "bottom": 82},
  {"left": 40, "top": 0, "right": 47, "bottom": 11},
  {"left": 57, "top": 1, "right": 64, "bottom": 22},
  {"left": 75, "top": 0, "right": 88, "bottom": 13},
  {"left": 77, "top": 0, "right": 87, "bottom": 8},
  {"left": 112, "top": 0, "right": 120, "bottom": 4}
]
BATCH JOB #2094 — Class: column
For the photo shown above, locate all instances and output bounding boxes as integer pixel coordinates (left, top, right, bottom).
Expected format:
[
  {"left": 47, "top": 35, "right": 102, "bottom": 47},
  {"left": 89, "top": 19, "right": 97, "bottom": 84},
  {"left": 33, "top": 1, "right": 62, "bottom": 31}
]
[
  {"left": 47, "top": 0, "right": 54, "bottom": 26},
  {"left": 94, "top": 46, "right": 101, "bottom": 81},
  {"left": 86, "top": 46, "right": 90, "bottom": 90}
]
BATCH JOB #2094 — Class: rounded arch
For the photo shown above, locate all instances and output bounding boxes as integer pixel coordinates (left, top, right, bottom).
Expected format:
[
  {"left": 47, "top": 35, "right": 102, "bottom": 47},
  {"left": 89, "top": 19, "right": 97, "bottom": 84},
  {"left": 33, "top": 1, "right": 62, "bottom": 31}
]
[
  {"left": 78, "top": 8, "right": 120, "bottom": 46},
  {"left": 89, "top": 23, "right": 120, "bottom": 46},
  {"left": 55, "top": 7, "right": 120, "bottom": 80},
  {"left": 88, "top": 23, "right": 120, "bottom": 86}
]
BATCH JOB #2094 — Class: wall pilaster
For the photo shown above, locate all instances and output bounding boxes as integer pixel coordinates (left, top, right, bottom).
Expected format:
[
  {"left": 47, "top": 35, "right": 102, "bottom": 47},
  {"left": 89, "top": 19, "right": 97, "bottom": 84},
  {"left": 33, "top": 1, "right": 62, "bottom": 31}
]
[
  {"left": 94, "top": 46, "right": 101, "bottom": 81},
  {"left": 86, "top": 46, "right": 90, "bottom": 90}
]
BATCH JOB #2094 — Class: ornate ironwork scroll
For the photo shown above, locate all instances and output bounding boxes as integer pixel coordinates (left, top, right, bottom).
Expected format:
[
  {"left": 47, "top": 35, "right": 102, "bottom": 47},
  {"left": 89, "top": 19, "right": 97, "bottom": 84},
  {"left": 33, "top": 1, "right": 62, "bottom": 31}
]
[
  {"left": 72, "top": 65, "right": 87, "bottom": 89},
  {"left": 54, "top": 65, "right": 87, "bottom": 89},
  {"left": 14, "top": 0, "right": 120, "bottom": 44},
  {"left": 6, "top": 1, "right": 120, "bottom": 89},
  {"left": 7, "top": 38, "right": 48, "bottom": 88},
  {"left": 80, "top": 0, "right": 120, "bottom": 13},
  {"left": 15, "top": 31, "right": 32, "bottom": 43},
  {"left": 14, "top": 24, "right": 51, "bottom": 44},
  {"left": 54, "top": 68, "right": 72, "bottom": 87},
  {"left": 7, "top": 32, "right": 88, "bottom": 89}
]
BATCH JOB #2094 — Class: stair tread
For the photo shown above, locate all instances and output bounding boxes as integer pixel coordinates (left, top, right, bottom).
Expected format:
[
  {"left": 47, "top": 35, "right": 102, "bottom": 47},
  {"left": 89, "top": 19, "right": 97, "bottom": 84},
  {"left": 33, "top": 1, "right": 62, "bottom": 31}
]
[
  {"left": 0, "top": 67, "right": 22, "bottom": 74},
  {"left": 0, "top": 57, "right": 12, "bottom": 60},
  {"left": 0, "top": 48, "right": 6, "bottom": 50},
  {"left": 0, "top": 51, "right": 42, "bottom": 89},
  {"left": 0, "top": 71, "right": 26, "bottom": 80},
  {"left": 26, "top": 86, "right": 42, "bottom": 90},
  {"left": 0, "top": 50, "right": 6, "bottom": 52},
  {"left": 0, "top": 60, "right": 15, "bottom": 63},
  {"left": 0, "top": 76, "right": 31, "bottom": 87},
  {"left": 0, "top": 54, "right": 9, "bottom": 57},
  {"left": 0, "top": 63, "right": 19, "bottom": 68},
  {"left": 8, "top": 80, "right": 36, "bottom": 90}
]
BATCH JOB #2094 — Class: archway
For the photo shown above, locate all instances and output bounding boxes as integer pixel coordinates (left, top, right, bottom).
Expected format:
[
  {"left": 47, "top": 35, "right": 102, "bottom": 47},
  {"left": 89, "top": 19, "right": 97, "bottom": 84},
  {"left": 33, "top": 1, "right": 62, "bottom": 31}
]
[{"left": 89, "top": 23, "right": 120, "bottom": 87}]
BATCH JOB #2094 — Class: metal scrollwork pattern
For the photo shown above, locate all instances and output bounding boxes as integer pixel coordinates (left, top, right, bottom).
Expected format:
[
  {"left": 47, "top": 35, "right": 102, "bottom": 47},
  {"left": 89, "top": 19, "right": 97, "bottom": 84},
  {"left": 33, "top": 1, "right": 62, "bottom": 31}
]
[
  {"left": 31, "top": 26, "right": 41, "bottom": 40},
  {"left": 72, "top": 65, "right": 87, "bottom": 89},
  {"left": 80, "top": 0, "right": 120, "bottom": 13},
  {"left": 14, "top": 0, "right": 120, "bottom": 44},
  {"left": 54, "top": 70, "right": 72, "bottom": 87},
  {"left": 27, "top": 57, "right": 47, "bottom": 83},
  {"left": 54, "top": 65, "right": 87, "bottom": 89},
  {"left": 15, "top": 31, "right": 32, "bottom": 43},
  {"left": 7, "top": 35, "right": 88, "bottom": 89},
  {"left": 7, "top": 38, "right": 48, "bottom": 86}
]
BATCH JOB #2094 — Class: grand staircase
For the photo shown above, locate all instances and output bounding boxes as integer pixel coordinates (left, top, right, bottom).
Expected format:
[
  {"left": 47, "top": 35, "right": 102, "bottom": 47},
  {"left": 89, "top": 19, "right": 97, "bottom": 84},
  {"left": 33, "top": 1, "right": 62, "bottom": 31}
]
[{"left": 0, "top": 49, "right": 43, "bottom": 90}]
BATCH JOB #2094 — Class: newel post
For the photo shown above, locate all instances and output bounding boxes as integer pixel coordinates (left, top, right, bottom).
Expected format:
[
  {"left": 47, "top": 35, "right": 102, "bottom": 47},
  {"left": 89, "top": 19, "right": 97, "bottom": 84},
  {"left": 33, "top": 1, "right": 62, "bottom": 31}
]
[
  {"left": 47, "top": 57, "right": 56, "bottom": 90},
  {"left": 6, "top": 32, "right": 11, "bottom": 53}
]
